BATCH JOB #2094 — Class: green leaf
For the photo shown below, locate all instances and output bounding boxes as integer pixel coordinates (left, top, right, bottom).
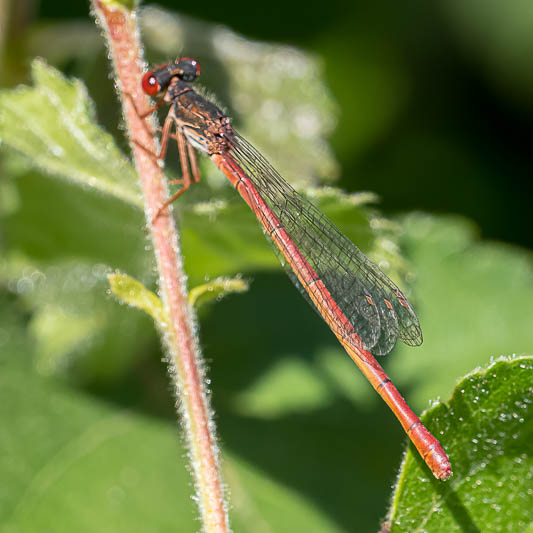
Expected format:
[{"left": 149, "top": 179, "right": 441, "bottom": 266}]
[
  {"left": 389, "top": 356, "right": 533, "bottom": 532},
  {"left": 108, "top": 272, "right": 166, "bottom": 327},
  {"left": 2, "top": 163, "right": 148, "bottom": 277},
  {"left": 188, "top": 276, "right": 249, "bottom": 308},
  {"left": 0, "top": 59, "right": 141, "bottom": 207}
]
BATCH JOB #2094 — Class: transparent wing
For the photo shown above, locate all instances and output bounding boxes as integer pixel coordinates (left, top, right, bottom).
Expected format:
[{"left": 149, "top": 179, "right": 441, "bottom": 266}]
[{"left": 229, "top": 132, "right": 422, "bottom": 355}]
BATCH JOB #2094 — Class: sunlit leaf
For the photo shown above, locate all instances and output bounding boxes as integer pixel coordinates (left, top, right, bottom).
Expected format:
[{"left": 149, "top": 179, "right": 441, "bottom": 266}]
[
  {"left": 108, "top": 272, "right": 166, "bottom": 327},
  {"left": 0, "top": 59, "right": 140, "bottom": 207},
  {"left": 188, "top": 276, "right": 249, "bottom": 308},
  {"left": 388, "top": 356, "right": 533, "bottom": 532}
]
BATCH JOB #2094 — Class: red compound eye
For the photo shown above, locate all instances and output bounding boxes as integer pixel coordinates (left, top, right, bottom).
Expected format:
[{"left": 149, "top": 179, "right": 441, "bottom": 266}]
[{"left": 141, "top": 71, "right": 160, "bottom": 95}]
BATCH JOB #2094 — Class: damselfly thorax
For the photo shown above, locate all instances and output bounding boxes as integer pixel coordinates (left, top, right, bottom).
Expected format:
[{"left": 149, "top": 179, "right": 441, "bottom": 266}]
[{"left": 167, "top": 79, "right": 233, "bottom": 156}]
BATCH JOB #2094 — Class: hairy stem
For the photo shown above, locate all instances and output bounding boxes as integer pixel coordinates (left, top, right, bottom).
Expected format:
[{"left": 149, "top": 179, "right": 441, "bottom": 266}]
[{"left": 91, "top": 2, "right": 229, "bottom": 531}]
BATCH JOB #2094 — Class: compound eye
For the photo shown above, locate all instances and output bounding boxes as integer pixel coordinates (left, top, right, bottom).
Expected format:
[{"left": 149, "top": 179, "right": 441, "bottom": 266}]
[
  {"left": 142, "top": 71, "right": 160, "bottom": 95},
  {"left": 179, "top": 57, "right": 201, "bottom": 81}
]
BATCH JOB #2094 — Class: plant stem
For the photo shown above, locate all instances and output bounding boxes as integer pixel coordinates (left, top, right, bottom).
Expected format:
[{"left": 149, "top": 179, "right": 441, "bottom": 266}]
[{"left": 91, "top": 2, "right": 229, "bottom": 531}]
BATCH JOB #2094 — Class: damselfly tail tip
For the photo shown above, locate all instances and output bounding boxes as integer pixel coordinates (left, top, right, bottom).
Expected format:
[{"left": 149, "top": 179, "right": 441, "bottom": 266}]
[
  {"left": 410, "top": 422, "right": 452, "bottom": 480},
  {"left": 435, "top": 462, "right": 453, "bottom": 481},
  {"left": 427, "top": 448, "right": 453, "bottom": 481}
]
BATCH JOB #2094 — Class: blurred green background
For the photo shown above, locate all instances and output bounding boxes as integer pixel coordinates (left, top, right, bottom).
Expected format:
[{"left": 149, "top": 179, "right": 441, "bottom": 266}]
[{"left": 0, "top": 1, "right": 532, "bottom": 532}]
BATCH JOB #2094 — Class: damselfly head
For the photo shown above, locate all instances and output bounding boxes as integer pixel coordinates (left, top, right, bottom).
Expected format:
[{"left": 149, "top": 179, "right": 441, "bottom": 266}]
[{"left": 142, "top": 58, "right": 201, "bottom": 97}]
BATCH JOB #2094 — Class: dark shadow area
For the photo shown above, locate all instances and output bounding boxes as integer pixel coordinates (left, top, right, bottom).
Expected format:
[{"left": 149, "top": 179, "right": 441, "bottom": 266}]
[
  {"left": 408, "top": 444, "right": 482, "bottom": 533},
  {"left": 438, "top": 485, "right": 482, "bottom": 533},
  {"left": 219, "top": 401, "right": 403, "bottom": 533}
]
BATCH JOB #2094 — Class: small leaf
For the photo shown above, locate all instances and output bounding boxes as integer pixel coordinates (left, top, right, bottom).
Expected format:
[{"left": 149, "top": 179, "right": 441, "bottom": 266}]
[
  {"left": 188, "top": 276, "right": 249, "bottom": 308},
  {"left": 389, "top": 356, "right": 533, "bottom": 532},
  {"left": 0, "top": 59, "right": 141, "bottom": 207},
  {"left": 107, "top": 272, "right": 166, "bottom": 327}
]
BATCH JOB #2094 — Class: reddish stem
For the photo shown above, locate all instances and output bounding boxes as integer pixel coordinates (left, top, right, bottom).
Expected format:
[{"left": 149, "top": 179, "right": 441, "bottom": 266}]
[{"left": 91, "top": 2, "right": 229, "bottom": 531}]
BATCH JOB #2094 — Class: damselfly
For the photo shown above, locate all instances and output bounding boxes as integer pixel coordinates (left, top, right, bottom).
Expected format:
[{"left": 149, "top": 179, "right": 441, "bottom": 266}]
[{"left": 140, "top": 58, "right": 452, "bottom": 480}]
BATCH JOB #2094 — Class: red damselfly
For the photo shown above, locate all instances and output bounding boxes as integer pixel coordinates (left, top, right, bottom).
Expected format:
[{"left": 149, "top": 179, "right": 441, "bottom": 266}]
[{"left": 140, "top": 58, "right": 452, "bottom": 480}]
